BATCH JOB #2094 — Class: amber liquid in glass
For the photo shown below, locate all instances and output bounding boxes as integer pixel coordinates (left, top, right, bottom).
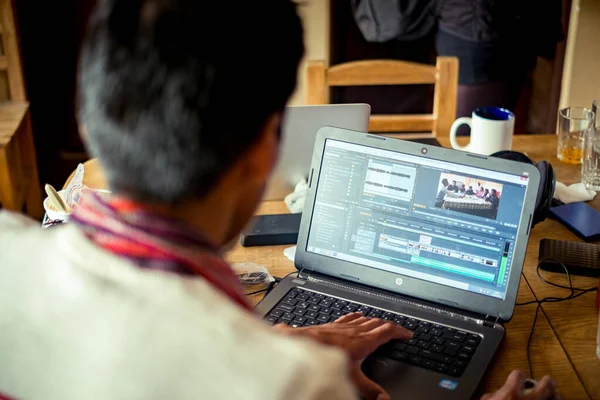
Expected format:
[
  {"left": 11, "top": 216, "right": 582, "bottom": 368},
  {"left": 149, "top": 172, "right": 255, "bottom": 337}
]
[{"left": 557, "top": 133, "right": 584, "bottom": 164}]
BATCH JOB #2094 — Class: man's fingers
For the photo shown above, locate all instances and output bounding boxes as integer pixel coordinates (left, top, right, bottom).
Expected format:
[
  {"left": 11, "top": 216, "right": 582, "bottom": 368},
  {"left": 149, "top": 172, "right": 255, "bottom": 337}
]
[
  {"left": 335, "top": 312, "right": 363, "bottom": 324},
  {"left": 352, "top": 367, "right": 390, "bottom": 400},
  {"left": 532, "top": 375, "right": 556, "bottom": 400},
  {"left": 345, "top": 316, "right": 372, "bottom": 326},
  {"left": 368, "top": 321, "right": 413, "bottom": 342},
  {"left": 495, "top": 370, "right": 526, "bottom": 397},
  {"left": 506, "top": 369, "right": 527, "bottom": 388},
  {"left": 358, "top": 317, "right": 392, "bottom": 330}
]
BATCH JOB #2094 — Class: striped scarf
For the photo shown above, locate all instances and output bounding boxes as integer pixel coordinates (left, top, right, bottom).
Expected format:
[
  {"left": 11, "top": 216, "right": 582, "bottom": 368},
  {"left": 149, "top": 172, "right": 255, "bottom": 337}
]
[{"left": 71, "top": 193, "right": 250, "bottom": 310}]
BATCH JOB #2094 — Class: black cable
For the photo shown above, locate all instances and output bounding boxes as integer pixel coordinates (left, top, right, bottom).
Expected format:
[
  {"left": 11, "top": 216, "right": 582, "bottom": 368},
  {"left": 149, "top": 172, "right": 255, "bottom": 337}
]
[
  {"left": 526, "top": 302, "right": 541, "bottom": 382},
  {"left": 245, "top": 287, "right": 270, "bottom": 296},
  {"left": 515, "top": 258, "right": 597, "bottom": 379}
]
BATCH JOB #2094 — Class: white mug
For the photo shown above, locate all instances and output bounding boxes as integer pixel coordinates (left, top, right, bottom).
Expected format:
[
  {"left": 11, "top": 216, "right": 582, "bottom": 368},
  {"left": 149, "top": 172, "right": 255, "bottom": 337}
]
[{"left": 450, "top": 107, "right": 515, "bottom": 155}]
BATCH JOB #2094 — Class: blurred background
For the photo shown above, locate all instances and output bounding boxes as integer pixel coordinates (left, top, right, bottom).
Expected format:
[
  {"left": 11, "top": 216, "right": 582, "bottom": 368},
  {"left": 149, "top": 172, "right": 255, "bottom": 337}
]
[{"left": 8, "top": 0, "right": 600, "bottom": 187}]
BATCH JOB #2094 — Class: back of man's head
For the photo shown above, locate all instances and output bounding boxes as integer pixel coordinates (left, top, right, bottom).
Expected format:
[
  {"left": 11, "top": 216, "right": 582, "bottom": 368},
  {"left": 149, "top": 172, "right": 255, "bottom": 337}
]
[
  {"left": 78, "top": 0, "right": 304, "bottom": 204},
  {"left": 442, "top": 179, "right": 448, "bottom": 186}
]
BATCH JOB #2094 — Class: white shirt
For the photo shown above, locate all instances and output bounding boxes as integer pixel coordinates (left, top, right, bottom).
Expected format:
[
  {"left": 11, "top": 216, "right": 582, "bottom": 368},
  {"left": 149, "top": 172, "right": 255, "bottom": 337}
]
[{"left": 0, "top": 212, "right": 357, "bottom": 400}]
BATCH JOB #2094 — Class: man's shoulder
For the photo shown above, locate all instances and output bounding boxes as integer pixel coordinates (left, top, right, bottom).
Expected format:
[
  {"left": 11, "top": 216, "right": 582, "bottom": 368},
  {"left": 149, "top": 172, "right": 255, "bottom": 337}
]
[
  {"left": 0, "top": 215, "right": 355, "bottom": 399},
  {"left": 0, "top": 211, "right": 50, "bottom": 257},
  {"left": 0, "top": 211, "right": 38, "bottom": 231}
]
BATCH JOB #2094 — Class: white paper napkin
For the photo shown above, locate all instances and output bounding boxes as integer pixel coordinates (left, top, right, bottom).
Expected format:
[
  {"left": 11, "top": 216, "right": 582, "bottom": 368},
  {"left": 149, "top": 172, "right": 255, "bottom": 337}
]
[
  {"left": 283, "top": 246, "right": 296, "bottom": 262},
  {"left": 553, "top": 182, "right": 596, "bottom": 204},
  {"left": 284, "top": 179, "right": 308, "bottom": 214}
]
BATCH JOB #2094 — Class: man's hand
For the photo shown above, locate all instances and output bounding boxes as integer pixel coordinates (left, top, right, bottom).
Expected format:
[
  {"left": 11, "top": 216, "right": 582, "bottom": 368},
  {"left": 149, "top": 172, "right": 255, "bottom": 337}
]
[
  {"left": 482, "top": 370, "right": 558, "bottom": 400},
  {"left": 274, "top": 312, "right": 413, "bottom": 400}
]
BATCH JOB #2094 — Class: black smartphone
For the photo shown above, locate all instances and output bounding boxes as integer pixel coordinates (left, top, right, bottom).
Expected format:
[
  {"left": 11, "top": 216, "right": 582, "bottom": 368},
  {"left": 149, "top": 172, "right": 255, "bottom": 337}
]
[{"left": 538, "top": 239, "right": 600, "bottom": 277}]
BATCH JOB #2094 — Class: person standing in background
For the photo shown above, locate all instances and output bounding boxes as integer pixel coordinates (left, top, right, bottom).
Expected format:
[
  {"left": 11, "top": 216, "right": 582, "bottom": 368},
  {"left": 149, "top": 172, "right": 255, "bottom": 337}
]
[
  {"left": 352, "top": 0, "right": 563, "bottom": 134},
  {"left": 436, "top": 0, "right": 563, "bottom": 133}
]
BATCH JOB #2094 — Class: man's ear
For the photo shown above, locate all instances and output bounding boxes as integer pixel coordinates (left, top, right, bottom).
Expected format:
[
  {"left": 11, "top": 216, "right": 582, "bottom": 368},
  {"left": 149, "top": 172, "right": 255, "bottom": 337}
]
[{"left": 243, "top": 112, "right": 282, "bottom": 184}]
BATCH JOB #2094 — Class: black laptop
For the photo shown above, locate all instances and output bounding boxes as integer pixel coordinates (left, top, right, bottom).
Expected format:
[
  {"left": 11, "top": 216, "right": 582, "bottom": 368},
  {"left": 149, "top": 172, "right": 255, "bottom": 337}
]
[{"left": 256, "top": 127, "right": 540, "bottom": 399}]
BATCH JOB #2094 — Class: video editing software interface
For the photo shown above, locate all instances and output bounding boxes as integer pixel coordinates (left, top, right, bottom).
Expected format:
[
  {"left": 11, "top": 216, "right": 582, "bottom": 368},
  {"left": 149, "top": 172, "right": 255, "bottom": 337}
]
[{"left": 306, "top": 140, "right": 530, "bottom": 300}]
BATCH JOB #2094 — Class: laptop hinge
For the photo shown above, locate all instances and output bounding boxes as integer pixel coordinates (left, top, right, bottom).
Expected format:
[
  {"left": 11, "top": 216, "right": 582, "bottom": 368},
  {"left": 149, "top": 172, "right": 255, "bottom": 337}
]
[
  {"left": 297, "top": 267, "right": 312, "bottom": 281},
  {"left": 484, "top": 315, "right": 501, "bottom": 328},
  {"left": 301, "top": 270, "right": 496, "bottom": 327}
]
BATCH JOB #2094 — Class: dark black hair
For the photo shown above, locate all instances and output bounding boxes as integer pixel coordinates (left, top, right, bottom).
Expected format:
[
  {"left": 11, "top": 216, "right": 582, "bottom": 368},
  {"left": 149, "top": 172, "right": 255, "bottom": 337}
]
[
  {"left": 491, "top": 189, "right": 497, "bottom": 194},
  {"left": 442, "top": 178, "right": 449, "bottom": 186},
  {"left": 78, "top": 0, "right": 304, "bottom": 203},
  {"left": 485, "top": 189, "right": 489, "bottom": 193}
]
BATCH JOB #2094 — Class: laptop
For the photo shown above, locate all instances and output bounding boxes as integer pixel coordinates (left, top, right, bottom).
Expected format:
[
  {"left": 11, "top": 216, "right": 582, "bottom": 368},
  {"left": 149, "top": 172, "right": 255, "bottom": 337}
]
[
  {"left": 264, "top": 104, "right": 371, "bottom": 201},
  {"left": 256, "top": 127, "right": 540, "bottom": 399}
]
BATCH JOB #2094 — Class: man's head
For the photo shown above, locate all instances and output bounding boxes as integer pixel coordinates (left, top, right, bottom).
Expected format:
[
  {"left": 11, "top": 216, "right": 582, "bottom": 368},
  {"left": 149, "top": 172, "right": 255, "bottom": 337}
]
[
  {"left": 452, "top": 180, "right": 456, "bottom": 185},
  {"left": 442, "top": 179, "right": 449, "bottom": 186},
  {"left": 78, "top": 0, "right": 304, "bottom": 244},
  {"left": 492, "top": 189, "right": 497, "bottom": 196},
  {"left": 468, "top": 186, "right": 472, "bottom": 190},
  {"left": 461, "top": 184, "right": 465, "bottom": 189}
]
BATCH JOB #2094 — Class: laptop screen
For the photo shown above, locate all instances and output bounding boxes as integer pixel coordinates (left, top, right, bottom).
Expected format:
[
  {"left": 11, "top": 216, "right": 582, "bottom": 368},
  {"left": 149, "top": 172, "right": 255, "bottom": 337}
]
[{"left": 306, "top": 139, "right": 530, "bottom": 300}]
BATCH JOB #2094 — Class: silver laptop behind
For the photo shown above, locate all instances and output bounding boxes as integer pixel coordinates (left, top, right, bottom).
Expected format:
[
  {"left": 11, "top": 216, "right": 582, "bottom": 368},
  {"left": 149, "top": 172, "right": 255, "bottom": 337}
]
[{"left": 264, "top": 104, "right": 370, "bottom": 201}]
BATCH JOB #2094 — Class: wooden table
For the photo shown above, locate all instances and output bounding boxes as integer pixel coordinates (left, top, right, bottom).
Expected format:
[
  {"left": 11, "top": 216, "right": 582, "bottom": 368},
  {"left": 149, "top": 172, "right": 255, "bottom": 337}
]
[
  {"left": 503, "top": 136, "right": 599, "bottom": 399},
  {"left": 227, "top": 202, "right": 589, "bottom": 398},
  {"left": 440, "top": 135, "right": 599, "bottom": 399},
  {"left": 75, "top": 134, "right": 597, "bottom": 399}
]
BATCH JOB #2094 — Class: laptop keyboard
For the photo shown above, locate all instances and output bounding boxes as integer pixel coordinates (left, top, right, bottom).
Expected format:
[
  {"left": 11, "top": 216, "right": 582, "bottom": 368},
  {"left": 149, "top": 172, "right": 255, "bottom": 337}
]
[{"left": 264, "top": 288, "right": 482, "bottom": 378}]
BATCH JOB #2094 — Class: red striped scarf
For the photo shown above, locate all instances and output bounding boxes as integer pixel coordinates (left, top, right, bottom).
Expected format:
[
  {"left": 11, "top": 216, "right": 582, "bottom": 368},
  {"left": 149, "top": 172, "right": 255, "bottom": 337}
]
[{"left": 71, "top": 193, "right": 250, "bottom": 310}]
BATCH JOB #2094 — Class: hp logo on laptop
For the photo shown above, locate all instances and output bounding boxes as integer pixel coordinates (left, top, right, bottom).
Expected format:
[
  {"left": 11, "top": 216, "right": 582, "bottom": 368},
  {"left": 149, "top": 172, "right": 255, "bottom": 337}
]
[{"left": 395, "top": 277, "right": 404, "bottom": 286}]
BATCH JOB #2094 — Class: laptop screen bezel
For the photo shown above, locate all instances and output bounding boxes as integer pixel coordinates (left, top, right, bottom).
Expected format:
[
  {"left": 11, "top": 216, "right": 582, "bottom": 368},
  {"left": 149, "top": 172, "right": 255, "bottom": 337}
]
[{"left": 294, "top": 127, "right": 540, "bottom": 322}]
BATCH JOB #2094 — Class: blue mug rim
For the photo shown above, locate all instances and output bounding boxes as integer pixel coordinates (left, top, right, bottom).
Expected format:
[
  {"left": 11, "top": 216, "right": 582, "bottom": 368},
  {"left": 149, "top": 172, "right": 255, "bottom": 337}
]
[{"left": 474, "top": 106, "right": 514, "bottom": 121}]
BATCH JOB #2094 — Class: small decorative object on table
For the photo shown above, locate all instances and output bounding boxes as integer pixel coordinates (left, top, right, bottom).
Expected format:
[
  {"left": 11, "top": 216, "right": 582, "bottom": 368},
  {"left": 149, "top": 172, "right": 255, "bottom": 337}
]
[
  {"left": 42, "top": 218, "right": 66, "bottom": 229},
  {"left": 232, "top": 262, "right": 275, "bottom": 295},
  {"left": 43, "top": 187, "right": 71, "bottom": 224},
  {"left": 42, "top": 163, "right": 111, "bottom": 228}
]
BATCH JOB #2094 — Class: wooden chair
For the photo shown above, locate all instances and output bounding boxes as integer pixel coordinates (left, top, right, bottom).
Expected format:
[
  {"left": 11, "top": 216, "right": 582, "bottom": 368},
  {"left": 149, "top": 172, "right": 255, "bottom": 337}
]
[
  {"left": 305, "top": 57, "right": 459, "bottom": 139},
  {"left": 0, "top": 0, "right": 42, "bottom": 218}
]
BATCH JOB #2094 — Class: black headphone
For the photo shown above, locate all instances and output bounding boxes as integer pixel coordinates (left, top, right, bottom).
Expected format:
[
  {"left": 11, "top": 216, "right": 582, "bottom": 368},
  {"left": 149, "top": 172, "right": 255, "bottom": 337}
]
[{"left": 490, "top": 150, "right": 556, "bottom": 228}]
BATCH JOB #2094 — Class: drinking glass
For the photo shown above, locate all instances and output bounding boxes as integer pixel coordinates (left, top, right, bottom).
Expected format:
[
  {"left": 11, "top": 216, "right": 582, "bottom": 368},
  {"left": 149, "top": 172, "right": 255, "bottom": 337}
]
[
  {"left": 583, "top": 101, "right": 600, "bottom": 190},
  {"left": 557, "top": 107, "right": 595, "bottom": 165}
]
